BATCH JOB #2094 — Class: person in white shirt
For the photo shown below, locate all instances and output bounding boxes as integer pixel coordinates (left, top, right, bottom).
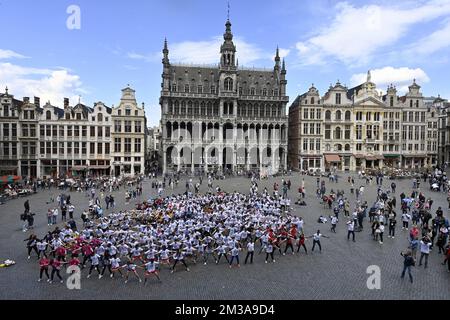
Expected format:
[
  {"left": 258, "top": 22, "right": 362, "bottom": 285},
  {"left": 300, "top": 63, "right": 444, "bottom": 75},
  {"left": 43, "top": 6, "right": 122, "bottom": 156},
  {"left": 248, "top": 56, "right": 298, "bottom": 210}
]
[
  {"left": 418, "top": 237, "right": 431, "bottom": 268},
  {"left": 330, "top": 216, "right": 338, "bottom": 233},
  {"left": 244, "top": 241, "right": 254, "bottom": 264},
  {"left": 229, "top": 245, "right": 241, "bottom": 268},
  {"left": 347, "top": 220, "right": 355, "bottom": 242},
  {"left": 87, "top": 253, "right": 101, "bottom": 279},
  {"left": 309, "top": 230, "right": 329, "bottom": 252},
  {"left": 122, "top": 261, "right": 142, "bottom": 283},
  {"left": 378, "top": 222, "right": 385, "bottom": 244},
  {"left": 52, "top": 208, "right": 58, "bottom": 225},
  {"left": 140, "top": 260, "right": 160, "bottom": 284}
]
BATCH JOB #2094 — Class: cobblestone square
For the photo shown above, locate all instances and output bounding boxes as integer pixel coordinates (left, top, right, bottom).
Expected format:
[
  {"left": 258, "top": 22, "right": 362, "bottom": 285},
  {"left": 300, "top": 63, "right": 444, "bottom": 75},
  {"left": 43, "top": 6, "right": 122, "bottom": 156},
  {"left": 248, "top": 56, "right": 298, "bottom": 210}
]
[{"left": 0, "top": 174, "right": 449, "bottom": 300}]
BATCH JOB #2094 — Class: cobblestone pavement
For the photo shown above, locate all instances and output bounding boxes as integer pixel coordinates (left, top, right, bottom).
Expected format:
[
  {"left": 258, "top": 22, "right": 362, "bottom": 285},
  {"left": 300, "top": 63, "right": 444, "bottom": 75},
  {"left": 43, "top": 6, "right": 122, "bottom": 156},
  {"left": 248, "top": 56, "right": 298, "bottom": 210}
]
[{"left": 0, "top": 173, "right": 449, "bottom": 300}]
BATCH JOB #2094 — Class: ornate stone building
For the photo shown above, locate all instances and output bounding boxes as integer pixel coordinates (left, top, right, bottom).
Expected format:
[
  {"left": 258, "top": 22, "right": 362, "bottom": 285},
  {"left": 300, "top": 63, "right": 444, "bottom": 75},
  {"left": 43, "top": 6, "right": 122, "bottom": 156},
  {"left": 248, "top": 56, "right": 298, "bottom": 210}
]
[
  {"left": 288, "top": 72, "right": 439, "bottom": 172},
  {"left": 0, "top": 86, "right": 146, "bottom": 179},
  {"left": 111, "top": 87, "right": 146, "bottom": 176},
  {"left": 160, "top": 18, "right": 289, "bottom": 175}
]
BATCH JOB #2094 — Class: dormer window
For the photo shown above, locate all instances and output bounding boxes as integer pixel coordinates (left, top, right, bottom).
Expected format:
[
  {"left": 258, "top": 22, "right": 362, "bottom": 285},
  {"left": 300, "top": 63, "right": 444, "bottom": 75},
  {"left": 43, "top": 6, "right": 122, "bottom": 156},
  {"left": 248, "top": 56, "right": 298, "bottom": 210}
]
[
  {"left": 125, "top": 108, "right": 131, "bottom": 116},
  {"left": 46, "top": 110, "right": 52, "bottom": 120}
]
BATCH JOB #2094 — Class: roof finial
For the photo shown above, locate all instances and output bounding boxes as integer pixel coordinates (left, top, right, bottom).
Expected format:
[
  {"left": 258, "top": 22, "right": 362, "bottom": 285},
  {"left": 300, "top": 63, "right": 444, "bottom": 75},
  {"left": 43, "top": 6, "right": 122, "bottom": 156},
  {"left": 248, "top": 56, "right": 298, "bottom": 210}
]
[
  {"left": 367, "top": 70, "right": 371, "bottom": 82},
  {"left": 78, "top": 95, "right": 81, "bottom": 104},
  {"left": 227, "top": 0, "right": 230, "bottom": 21},
  {"left": 5, "top": 86, "right": 8, "bottom": 95}
]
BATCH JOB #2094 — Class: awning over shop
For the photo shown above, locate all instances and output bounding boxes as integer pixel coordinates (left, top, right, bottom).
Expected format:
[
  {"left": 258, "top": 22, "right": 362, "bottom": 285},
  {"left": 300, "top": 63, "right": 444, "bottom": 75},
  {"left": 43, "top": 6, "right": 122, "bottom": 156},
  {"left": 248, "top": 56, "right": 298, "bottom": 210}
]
[
  {"left": 403, "top": 155, "right": 427, "bottom": 158},
  {"left": 71, "top": 166, "right": 87, "bottom": 171},
  {"left": 0, "top": 175, "right": 21, "bottom": 184},
  {"left": 353, "top": 154, "right": 365, "bottom": 159},
  {"left": 0, "top": 167, "right": 19, "bottom": 171},
  {"left": 366, "top": 155, "right": 384, "bottom": 161},
  {"left": 89, "top": 166, "right": 111, "bottom": 170},
  {"left": 324, "top": 154, "right": 341, "bottom": 163},
  {"left": 383, "top": 154, "right": 400, "bottom": 158}
]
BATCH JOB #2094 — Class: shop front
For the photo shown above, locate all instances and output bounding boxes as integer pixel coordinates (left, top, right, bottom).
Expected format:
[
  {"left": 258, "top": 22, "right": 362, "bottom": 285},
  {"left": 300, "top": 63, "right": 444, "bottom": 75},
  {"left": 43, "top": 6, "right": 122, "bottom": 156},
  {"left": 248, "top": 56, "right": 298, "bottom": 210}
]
[{"left": 324, "top": 154, "right": 341, "bottom": 171}]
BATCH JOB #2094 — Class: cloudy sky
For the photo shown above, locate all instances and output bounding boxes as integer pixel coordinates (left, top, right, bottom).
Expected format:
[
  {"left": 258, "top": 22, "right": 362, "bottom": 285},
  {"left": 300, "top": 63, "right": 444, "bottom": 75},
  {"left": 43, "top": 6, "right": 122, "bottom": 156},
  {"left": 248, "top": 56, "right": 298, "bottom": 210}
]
[{"left": 1, "top": 0, "right": 450, "bottom": 126}]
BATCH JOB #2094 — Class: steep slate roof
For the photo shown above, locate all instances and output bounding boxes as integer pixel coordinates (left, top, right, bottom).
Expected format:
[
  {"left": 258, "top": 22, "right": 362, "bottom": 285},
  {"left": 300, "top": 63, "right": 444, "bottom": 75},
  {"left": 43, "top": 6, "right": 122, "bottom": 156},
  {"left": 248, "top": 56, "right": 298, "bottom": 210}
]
[{"left": 346, "top": 84, "right": 363, "bottom": 100}]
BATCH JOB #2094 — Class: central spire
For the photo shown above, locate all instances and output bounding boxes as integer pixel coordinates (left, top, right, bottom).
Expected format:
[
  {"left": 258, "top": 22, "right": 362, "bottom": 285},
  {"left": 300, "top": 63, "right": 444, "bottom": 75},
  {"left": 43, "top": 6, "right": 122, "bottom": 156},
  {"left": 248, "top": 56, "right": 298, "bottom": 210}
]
[{"left": 220, "top": 3, "right": 236, "bottom": 68}]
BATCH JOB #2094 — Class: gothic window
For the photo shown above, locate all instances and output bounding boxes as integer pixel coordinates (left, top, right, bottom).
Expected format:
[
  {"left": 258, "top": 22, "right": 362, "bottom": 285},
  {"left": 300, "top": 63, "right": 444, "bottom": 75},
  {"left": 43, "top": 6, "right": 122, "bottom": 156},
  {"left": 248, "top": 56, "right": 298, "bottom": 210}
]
[
  {"left": 334, "top": 127, "right": 342, "bottom": 140},
  {"left": 325, "top": 110, "right": 331, "bottom": 120},
  {"left": 336, "top": 110, "right": 342, "bottom": 121},
  {"left": 250, "top": 88, "right": 255, "bottom": 95},
  {"left": 262, "top": 88, "right": 267, "bottom": 96},
  {"left": 224, "top": 78, "right": 233, "bottom": 91},
  {"left": 345, "top": 111, "right": 351, "bottom": 121}
]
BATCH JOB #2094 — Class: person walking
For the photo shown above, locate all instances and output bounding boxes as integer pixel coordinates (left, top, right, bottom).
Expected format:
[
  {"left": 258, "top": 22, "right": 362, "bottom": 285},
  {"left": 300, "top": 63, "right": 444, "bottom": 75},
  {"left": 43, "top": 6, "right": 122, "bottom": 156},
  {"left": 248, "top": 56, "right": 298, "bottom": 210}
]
[
  {"left": 330, "top": 215, "right": 338, "bottom": 233},
  {"left": 52, "top": 207, "right": 58, "bottom": 225},
  {"left": 400, "top": 250, "right": 415, "bottom": 283},
  {"left": 347, "top": 220, "right": 355, "bottom": 242},
  {"left": 418, "top": 237, "right": 431, "bottom": 268},
  {"left": 388, "top": 215, "right": 397, "bottom": 238},
  {"left": 378, "top": 222, "right": 385, "bottom": 244}
]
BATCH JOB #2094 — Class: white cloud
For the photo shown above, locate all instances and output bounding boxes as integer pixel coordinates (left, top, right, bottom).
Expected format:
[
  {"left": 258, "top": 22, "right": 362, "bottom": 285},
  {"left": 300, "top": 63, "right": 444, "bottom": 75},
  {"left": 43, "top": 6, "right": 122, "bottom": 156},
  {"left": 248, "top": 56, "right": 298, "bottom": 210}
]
[
  {"left": 295, "top": 0, "right": 450, "bottom": 66},
  {"left": 405, "top": 19, "right": 450, "bottom": 56},
  {"left": 0, "top": 62, "right": 84, "bottom": 106},
  {"left": 271, "top": 48, "right": 290, "bottom": 61},
  {"left": 128, "top": 36, "right": 278, "bottom": 66},
  {"left": 0, "top": 49, "right": 28, "bottom": 60},
  {"left": 350, "top": 66, "right": 430, "bottom": 93}
]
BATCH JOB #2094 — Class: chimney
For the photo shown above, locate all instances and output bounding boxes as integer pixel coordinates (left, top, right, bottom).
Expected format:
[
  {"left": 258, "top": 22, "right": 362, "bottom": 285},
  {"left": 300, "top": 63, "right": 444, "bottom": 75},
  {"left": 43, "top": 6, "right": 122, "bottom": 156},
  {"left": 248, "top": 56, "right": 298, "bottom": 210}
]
[
  {"left": 23, "top": 97, "right": 30, "bottom": 104},
  {"left": 64, "top": 98, "right": 69, "bottom": 108},
  {"left": 34, "top": 97, "right": 40, "bottom": 107}
]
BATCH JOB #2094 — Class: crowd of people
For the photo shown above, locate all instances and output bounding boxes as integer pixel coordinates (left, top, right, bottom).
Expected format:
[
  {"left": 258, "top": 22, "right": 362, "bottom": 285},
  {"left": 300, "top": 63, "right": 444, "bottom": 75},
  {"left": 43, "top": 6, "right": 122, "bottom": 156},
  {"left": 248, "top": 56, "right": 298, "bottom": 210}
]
[{"left": 21, "top": 167, "right": 450, "bottom": 287}]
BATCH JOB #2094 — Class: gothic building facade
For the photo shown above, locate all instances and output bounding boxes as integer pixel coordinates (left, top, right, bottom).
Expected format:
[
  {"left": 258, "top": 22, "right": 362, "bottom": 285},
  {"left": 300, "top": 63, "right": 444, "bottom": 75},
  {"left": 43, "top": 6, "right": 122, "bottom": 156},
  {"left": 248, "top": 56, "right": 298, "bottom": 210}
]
[{"left": 160, "top": 19, "right": 289, "bottom": 175}]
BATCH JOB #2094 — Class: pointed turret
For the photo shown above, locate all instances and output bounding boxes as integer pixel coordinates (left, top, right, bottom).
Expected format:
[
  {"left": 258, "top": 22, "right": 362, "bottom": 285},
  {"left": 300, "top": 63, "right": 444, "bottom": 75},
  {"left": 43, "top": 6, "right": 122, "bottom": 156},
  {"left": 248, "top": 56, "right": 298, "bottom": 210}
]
[
  {"left": 274, "top": 46, "right": 281, "bottom": 71},
  {"left": 161, "top": 38, "right": 171, "bottom": 93},
  {"left": 220, "top": 19, "right": 236, "bottom": 68},
  {"left": 162, "top": 37, "right": 170, "bottom": 66}
]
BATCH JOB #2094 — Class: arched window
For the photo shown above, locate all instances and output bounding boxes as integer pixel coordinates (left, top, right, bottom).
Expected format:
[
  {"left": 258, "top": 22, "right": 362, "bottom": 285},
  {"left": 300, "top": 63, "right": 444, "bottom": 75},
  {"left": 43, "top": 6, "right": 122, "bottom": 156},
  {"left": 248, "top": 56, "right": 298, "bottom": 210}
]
[
  {"left": 345, "top": 111, "right": 351, "bottom": 121},
  {"left": 335, "top": 127, "right": 342, "bottom": 140},
  {"left": 325, "top": 110, "right": 331, "bottom": 120},
  {"left": 345, "top": 144, "right": 350, "bottom": 151},
  {"left": 311, "top": 97, "right": 315, "bottom": 104},
  {"left": 336, "top": 110, "right": 342, "bottom": 121},
  {"left": 46, "top": 110, "right": 52, "bottom": 120},
  {"left": 224, "top": 78, "right": 233, "bottom": 91},
  {"left": 98, "top": 113, "right": 103, "bottom": 122},
  {"left": 335, "top": 144, "right": 342, "bottom": 151}
]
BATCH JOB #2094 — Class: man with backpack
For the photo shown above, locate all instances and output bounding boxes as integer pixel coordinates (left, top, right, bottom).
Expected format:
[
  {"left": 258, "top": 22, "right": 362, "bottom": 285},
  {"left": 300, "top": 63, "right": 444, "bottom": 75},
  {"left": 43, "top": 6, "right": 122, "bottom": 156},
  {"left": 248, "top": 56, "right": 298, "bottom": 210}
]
[{"left": 401, "top": 250, "right": 415, "bottom": 283}]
